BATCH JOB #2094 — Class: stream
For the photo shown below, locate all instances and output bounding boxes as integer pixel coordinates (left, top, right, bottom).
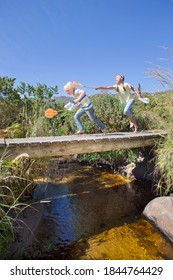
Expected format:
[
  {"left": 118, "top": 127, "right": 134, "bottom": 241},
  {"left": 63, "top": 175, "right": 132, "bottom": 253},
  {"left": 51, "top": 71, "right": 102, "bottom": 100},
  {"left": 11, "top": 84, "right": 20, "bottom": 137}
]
[{"left": 21, "top": 163, "right": 173, "bottom": 260}]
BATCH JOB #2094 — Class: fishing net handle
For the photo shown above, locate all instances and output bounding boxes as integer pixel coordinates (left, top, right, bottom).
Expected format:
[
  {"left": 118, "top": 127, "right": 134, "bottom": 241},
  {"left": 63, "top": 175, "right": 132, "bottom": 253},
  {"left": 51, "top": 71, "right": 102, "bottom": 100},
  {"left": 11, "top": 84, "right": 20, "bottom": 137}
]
[{"left": 73, "top": 81, "right": 95, "bottom": 89}]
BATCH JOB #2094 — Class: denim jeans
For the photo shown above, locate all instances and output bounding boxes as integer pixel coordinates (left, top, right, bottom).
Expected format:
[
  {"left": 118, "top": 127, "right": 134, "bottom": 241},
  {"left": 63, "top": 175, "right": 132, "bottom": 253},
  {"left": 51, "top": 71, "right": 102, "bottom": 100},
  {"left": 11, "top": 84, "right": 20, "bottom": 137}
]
[
  {"left": 124, "top": 99, "right": 135, "bottom": 118},
  {"left": 74, "top": 106, "right": 105, "bottom": 131}
]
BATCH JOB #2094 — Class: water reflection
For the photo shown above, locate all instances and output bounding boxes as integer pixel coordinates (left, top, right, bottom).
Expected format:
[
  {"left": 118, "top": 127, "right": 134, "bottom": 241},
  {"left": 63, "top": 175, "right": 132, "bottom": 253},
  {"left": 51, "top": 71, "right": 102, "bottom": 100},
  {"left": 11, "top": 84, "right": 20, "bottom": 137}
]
[{"left": 30, "top": 164, "right": 173, "bottom": 260}]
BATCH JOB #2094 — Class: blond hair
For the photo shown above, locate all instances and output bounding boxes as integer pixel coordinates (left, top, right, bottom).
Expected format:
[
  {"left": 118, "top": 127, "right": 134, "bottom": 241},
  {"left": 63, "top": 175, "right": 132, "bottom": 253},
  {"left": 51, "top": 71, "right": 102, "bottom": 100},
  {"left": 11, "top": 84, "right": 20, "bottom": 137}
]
[{"left": 63, "top": 81, "right": 75, "bottom": 92}]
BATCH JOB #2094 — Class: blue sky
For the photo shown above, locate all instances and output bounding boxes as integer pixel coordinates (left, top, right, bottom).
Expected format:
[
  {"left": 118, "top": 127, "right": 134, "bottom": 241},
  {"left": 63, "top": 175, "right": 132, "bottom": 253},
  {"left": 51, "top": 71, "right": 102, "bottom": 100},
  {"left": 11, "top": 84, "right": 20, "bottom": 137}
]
[{"left": 0, "top": 0, "right": 173, "bottom": 96}]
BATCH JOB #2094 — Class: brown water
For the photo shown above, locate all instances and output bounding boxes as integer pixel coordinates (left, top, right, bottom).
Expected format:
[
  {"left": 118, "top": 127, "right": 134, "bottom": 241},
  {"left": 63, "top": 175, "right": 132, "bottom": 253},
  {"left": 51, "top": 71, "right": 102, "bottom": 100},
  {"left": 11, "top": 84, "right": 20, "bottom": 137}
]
[{"left": 24, "top": 163, "right": 173, "bottom": 260}]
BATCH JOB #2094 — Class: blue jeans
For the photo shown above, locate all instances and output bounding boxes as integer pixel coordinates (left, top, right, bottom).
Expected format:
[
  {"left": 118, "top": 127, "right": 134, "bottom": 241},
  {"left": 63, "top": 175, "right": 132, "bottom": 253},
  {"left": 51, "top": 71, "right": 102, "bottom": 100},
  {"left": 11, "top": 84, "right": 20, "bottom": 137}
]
[
  {"left": 74, "top": 106, "right": 105, "bottom": 131},
  {"left": 124, "top": 99, "right": 135, "bottom": 118}
]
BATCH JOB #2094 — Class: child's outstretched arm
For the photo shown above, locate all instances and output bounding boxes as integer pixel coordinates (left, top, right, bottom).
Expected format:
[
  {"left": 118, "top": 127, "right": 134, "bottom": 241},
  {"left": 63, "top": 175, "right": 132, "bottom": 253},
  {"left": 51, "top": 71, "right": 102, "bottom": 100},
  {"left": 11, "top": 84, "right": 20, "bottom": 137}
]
[{"left": 95, "top": 86, "right": 115, "bottom": 90}]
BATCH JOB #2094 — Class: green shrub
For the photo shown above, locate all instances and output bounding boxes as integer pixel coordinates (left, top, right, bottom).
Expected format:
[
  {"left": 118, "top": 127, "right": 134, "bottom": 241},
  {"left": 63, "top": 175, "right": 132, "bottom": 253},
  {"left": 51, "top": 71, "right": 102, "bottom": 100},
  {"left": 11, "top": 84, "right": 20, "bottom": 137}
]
[{"left": 78, "top": 149, "right": 138, "bottom": 169}]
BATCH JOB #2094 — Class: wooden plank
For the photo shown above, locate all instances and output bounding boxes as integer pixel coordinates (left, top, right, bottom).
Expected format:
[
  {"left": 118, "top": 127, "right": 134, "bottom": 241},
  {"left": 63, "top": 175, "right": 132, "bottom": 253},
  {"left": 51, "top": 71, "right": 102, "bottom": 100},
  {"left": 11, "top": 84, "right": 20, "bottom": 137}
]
[
  {"left": 0, "top": 130, "right": 166, "bottom": 145},
  {"left": 0, "top": 130, "right": 166, "bottom": 160}
]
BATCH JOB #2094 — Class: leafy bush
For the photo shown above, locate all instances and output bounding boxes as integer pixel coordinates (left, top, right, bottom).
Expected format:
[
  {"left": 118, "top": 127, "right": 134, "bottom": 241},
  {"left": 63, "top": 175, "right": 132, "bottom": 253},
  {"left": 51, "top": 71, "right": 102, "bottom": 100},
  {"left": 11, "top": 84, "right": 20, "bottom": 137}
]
[{"left": 78, "top": 149, "right": 138, "bottom": 170}]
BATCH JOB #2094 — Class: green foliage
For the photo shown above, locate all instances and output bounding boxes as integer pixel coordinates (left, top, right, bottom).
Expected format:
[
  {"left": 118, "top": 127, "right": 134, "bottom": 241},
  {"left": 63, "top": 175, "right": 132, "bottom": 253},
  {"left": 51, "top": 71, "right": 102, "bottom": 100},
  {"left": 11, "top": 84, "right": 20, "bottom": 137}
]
[
  {"left": 136, "top": 92, "right": 173, "bottom": 130},
  {"left": 16, "top": 82, "right": 59, "bottom": 137},
  {"left": 17, "top": 82, "right": 58, "bottom": 100},
  {"left": 0, "top": 156, "right": 36, "bottom": 200},
  {"left": 0, "top": 156, "right": 36, "bottom": 259},
  {"left": 133, "top": 88, "right": 173, "bottom": 195},
  {"left": 0, "top": 77, "right": 22, "bottom": 109},
  {"left": 78, "top": 149, "right": 138, "bottom": 169},
  {"left": 92, "top": 93, "right": 129, "bottom": 132},
  {"left": 0, "top": 98, "right": 22, "bottom": 129},
  {"left": 0, "top": 76, "right": 16, "bottom": 94},
  {"left": 7, "top": 123, "right": 26, "bottom": 138},
  {"left": 0, "top": 188, "right": 15, "bottom": 259},
  {"left": 154, "top": 134, "right": 173, "bottom": 195}
]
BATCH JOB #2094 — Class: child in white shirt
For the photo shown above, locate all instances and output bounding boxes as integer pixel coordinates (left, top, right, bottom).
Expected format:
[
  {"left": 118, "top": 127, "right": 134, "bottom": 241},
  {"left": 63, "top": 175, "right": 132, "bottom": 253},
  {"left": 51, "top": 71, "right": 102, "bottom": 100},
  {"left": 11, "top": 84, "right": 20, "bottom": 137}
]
[
  {"left": 95, "top": 75, "right": 142, "bottom": 132},
  {"left": 64, "top": 81, "right": 106, "bottom": 135}
]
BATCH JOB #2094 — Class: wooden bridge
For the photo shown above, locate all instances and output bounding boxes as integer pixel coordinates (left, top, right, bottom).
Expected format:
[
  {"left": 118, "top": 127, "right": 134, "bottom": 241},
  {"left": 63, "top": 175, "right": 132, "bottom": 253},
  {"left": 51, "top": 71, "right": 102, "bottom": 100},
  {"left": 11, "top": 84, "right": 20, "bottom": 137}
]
[{"left": 0, "top": 130, "right": 167, "bottom": 160}]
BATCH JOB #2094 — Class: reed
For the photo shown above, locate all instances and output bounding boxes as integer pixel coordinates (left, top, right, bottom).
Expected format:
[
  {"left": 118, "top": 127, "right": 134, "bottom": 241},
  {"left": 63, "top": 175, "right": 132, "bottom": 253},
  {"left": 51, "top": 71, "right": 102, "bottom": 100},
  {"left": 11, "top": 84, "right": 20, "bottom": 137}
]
[
  {"left": 0, "top": 154, "right": 36, "bottom": 259},
  {"left": 147, "top": 47, "right": 173, "bottom": 195}
]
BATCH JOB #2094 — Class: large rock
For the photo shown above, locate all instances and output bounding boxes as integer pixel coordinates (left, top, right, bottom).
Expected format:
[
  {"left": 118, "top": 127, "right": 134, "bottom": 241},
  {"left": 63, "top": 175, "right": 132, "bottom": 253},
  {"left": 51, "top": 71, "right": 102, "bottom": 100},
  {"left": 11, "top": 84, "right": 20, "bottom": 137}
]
[{"left": 143, "top": 196, "right": 173, "bottom": 243}]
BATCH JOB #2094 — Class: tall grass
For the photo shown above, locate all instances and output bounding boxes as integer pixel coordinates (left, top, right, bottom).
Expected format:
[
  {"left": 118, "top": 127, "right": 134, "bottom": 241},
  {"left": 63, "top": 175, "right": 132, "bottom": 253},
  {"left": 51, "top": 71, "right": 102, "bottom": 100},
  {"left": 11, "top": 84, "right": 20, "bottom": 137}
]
[
  {"left": 151, "top": 92, "right": 173, "bottom": 195},
  {"left": 0, "top": 184, "right": 34, "bottom": 259},
  {"left": 154, "top": 134, "right": 173, "bottom": 195},
  {"left": 138, "top": 91, "right": 173, "bottom": 195},
  {"left": 0, "top": 154, "right": 36, "bottom": 259},
  {"left": 146, "top": 47, "right": 173, "bottom": 195}
]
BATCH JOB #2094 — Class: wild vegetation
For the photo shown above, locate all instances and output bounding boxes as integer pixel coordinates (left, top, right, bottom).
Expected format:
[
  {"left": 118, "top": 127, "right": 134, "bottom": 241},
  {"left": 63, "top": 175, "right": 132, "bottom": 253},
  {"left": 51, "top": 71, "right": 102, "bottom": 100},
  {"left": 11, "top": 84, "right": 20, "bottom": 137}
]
[
  {"left": 0, "top": 155, "right": 36, "bottom": 258},
  {"left": 1, "top": 53, "right": 173, "bottom": 258}
]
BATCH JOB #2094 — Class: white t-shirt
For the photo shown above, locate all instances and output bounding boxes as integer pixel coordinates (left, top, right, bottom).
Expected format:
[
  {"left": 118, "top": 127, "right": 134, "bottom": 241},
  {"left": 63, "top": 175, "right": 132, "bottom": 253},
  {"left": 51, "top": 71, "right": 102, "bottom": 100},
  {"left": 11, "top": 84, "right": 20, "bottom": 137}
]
[
  {"left": 74, "top": 89, "right": 93, "bottom": 109},
  {"left": 113, "top": 83, "right": 132, "bottom": 104}
]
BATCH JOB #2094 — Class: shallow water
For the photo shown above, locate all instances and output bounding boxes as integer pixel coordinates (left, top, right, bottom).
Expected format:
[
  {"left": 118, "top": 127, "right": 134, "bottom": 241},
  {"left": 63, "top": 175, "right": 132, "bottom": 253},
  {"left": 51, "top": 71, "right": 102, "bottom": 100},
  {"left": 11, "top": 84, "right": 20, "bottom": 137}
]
[{"left": 25, "top": 163, "right": 173, "bottom": 260}]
